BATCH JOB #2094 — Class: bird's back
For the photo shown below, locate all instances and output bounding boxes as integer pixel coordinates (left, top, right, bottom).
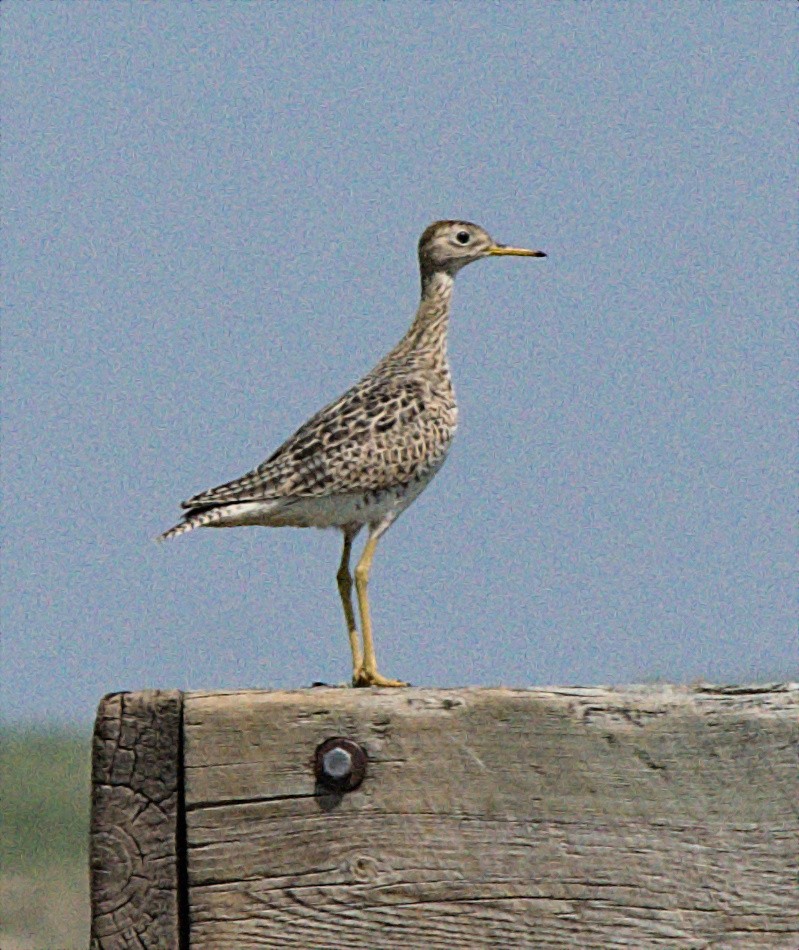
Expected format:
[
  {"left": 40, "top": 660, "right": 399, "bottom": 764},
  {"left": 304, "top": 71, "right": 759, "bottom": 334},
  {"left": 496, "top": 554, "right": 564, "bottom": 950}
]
[{"left": 183, "top": 350, "right": 457, "bottom": 512}]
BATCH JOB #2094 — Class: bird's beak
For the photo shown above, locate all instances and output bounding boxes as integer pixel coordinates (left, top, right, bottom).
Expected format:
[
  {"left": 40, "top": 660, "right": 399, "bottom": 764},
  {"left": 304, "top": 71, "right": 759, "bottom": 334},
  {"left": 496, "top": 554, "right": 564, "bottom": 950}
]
[{"left": 488, "top": 244, "right": 546, "bottom": 258}]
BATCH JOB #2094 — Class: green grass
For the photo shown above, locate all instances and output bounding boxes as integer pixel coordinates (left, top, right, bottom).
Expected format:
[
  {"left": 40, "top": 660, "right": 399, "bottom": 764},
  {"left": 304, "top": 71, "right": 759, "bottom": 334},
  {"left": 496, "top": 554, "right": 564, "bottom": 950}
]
[{"left": 1, "top": 726, "right": 91, "bottom": 950}]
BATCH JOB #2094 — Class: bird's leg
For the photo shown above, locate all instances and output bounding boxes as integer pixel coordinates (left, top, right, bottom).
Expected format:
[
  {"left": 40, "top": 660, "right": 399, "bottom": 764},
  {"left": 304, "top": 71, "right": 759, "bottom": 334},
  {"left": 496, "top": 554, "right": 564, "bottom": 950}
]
[
  {"left": 352, "top": 525, "right": 408, "bottom": 688},
  {"left": 336, "top": 529, "right": 362, "bottom": 680}
]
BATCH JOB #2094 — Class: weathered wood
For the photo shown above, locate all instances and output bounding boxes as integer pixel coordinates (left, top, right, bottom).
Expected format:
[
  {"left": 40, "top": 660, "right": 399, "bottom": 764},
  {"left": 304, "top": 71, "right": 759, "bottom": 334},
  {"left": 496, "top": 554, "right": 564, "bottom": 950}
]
[
  {"left": 182, "top": 684, "right": 799, "bottom": 949},
  {"left": 90, "top": 689, "right": 184, "bottom": 949}
]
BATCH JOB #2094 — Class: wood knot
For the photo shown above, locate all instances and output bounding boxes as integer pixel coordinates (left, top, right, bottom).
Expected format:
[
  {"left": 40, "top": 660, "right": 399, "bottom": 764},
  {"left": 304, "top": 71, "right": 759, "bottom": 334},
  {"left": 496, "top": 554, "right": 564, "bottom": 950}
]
[{"left": 348, "top": 854, "right": 381, "bottom": 883}]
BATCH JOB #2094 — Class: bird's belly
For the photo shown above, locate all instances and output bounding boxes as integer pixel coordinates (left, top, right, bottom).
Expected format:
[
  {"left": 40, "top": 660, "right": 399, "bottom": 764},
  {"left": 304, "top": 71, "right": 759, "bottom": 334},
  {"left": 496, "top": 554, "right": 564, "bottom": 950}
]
[{"left": 289, "top": 488, "right": 413, "bottom": 529}]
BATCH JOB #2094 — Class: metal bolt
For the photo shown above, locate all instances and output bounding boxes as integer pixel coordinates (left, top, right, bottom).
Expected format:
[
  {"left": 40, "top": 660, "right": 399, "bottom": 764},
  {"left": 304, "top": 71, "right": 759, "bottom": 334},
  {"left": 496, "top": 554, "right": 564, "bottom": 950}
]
[
  {"left": 314, "top": 737, "right": 367, "bottom": 792},
  {"left": 323, "top": 746, "right": 353, "bottom": 779}
]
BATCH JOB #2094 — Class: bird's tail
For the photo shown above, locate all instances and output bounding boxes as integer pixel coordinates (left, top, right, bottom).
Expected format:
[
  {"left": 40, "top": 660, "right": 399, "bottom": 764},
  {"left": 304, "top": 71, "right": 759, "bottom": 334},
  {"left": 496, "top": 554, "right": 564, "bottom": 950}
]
[{"left": 157, "top": 506, "right": 227, "bottom": 542}]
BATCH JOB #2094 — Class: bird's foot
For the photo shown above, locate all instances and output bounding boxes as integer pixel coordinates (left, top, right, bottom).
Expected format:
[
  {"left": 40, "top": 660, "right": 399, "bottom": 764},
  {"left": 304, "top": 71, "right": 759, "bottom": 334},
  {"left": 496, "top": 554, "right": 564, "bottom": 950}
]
[{"left": 352, "top": 667, "right": 409, "bottom": 688}]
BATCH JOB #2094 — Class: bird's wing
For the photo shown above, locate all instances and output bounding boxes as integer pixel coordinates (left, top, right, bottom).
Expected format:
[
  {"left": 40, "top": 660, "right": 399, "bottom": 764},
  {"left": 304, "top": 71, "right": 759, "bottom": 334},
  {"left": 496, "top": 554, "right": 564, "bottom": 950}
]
[{"left": 181, "top": 371, "right": 454, "bottom": 509}]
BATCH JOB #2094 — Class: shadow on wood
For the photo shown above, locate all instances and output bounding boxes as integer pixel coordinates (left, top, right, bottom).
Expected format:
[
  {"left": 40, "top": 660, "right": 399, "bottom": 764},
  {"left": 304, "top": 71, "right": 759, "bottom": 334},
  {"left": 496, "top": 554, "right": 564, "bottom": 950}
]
[{"left": 90, "top": 684, "right": 799, "bottom": 949}]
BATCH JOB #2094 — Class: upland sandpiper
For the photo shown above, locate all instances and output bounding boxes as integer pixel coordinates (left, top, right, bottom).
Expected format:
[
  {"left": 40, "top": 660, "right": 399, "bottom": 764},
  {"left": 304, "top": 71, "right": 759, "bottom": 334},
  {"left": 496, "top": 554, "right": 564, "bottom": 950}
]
[{"left": 160, "top": 221, "right": 545, "bottom": 686}]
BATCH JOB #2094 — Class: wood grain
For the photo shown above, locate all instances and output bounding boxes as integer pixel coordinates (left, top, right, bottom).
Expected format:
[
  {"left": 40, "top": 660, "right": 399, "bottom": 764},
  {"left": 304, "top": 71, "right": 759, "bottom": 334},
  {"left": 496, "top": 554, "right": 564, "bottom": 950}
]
[
  {"left": 90, "top": 689, "right": 184, "bottom": 949},
  {"left": 182, "top": 684, "right": 799, "bottom": 949}
]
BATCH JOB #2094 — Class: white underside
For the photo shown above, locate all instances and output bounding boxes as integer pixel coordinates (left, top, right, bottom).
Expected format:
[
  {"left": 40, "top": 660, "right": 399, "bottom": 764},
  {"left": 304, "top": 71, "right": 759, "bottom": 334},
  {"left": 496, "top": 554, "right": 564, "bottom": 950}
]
[{"left": 203, "top": 468, "right": 440, "bottom": 532}]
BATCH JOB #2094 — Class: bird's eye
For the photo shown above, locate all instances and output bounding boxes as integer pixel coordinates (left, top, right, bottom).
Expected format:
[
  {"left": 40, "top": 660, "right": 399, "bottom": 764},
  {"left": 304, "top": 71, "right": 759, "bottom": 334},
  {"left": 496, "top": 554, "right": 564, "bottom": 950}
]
[{"left": 455, "top": 230, "right": 470, "bottom": 245}]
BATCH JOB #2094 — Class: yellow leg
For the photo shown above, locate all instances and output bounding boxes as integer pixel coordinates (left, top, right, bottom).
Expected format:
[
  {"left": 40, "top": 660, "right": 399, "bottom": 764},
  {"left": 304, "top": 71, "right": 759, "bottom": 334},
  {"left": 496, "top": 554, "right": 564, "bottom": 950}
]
[
  {"left": 336, "top": 529, "right": 361, "bottom": 680},
  {"left": 352, "top": 527, "right": 408, "bottom": 688}
]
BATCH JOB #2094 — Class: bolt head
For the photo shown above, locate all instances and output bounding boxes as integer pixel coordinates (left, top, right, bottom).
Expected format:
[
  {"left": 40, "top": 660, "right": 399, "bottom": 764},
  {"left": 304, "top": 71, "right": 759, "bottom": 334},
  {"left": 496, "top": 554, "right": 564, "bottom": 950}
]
[
  {"left": 314, "top": 737, "right": 367, "bottom": 791},
  {"left": 323, "top": 746, "right": 353, "bottom": 779}
]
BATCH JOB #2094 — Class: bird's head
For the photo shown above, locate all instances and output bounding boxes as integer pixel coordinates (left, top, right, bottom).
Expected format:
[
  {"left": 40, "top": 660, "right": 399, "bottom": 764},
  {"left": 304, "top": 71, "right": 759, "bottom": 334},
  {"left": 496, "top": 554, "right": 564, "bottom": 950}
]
[{"left": 418, "top": 220, "right": 546, "bottom": 278}]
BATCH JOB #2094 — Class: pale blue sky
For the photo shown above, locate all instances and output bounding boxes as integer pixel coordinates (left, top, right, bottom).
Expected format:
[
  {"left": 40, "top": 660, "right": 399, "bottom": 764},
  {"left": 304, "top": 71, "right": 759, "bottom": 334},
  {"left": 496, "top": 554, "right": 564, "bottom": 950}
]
[{"left": 3, "top": 3, "right": 796, "bottom": 724}]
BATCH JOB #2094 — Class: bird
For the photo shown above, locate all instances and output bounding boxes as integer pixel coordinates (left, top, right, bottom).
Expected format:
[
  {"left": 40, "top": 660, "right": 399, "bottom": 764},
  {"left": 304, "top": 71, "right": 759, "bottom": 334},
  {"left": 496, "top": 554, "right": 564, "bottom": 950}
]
[{"left": 160, "top": 220, "right": 545, "bottom": 687}]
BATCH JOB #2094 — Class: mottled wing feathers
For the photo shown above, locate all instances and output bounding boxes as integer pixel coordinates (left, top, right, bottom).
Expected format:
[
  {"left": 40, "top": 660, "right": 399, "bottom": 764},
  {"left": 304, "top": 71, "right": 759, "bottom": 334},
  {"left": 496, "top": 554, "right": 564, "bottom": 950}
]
[{"left": 181, "top": 371, "right": 456, "bottom": 509}]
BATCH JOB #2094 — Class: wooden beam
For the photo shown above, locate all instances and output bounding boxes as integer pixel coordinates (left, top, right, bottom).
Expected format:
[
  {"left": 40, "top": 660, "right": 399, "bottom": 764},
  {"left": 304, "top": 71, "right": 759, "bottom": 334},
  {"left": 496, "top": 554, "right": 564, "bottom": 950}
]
[
  {"left": 183, "top": 685, "right": 799, "bottom": 949},
  {"left": 90, "top": 689, "right": 184, "bottom": 949},
  {"left": 89, "top": 685, "right": 799, "bottom": 948}
]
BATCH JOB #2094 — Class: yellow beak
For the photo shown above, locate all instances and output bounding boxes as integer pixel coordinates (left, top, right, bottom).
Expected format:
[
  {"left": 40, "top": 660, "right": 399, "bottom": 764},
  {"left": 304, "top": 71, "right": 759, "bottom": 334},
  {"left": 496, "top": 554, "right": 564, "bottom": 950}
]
[{"left": 488, "top": 244, "right": 546, "bottom": 258}]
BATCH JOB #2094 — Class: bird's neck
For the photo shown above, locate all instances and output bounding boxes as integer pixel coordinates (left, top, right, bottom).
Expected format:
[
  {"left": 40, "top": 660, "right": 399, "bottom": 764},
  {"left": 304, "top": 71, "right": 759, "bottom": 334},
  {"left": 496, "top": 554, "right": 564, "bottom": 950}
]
[{"left": 401, "top": 270, "right": 454, "bottom": 363}]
